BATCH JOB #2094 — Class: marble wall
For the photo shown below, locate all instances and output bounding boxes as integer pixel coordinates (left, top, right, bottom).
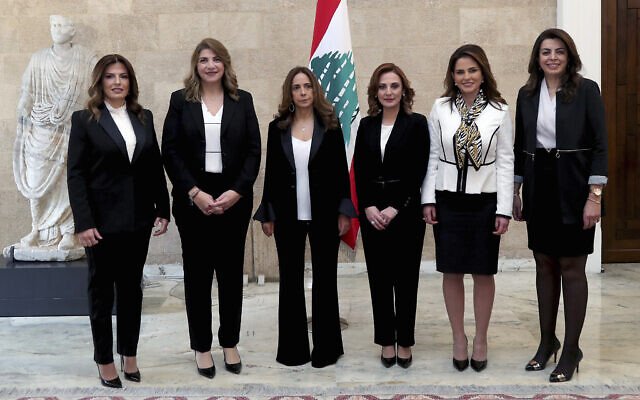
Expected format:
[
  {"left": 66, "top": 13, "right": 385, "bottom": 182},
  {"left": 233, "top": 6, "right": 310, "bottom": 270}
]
[{"left": 0, "top": 0, "right": 556, "bottom": 277}]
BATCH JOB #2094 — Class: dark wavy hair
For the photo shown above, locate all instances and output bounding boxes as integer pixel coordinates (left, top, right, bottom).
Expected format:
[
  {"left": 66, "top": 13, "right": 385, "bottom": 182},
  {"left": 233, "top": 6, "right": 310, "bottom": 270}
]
[
  {"left": 523, "top": 28, "right": 583, "bottom": 102},
  {"left": 87, "top": 54, "right": 144, "bottom": 122},
  {"left": 366, "top": 63, "right": 415, "bottom": 116},
  {"left": 442, "top": 44, "right": 506, "bottom": 109},
  {"left": 275, "top": 66, "right": 339, "bottom": 130},
  {"left": 184, "top": 38, "right": 239, "bottom": 102}
]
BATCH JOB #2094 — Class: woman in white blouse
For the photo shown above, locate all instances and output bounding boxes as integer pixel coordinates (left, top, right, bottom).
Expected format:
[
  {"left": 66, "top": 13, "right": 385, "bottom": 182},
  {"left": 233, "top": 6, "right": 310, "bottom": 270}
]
[
  {"left": 68, "top": 54, "right": 170, "bottom": 388},
  {"left": 254, "top": 66, "right": 355, "bottom": 368},
  {"left": 514, "top": 29, "right": 607, "bottom": 383},
  {"left": 422, "top": 45, "right": 513, "bottom": 372}
]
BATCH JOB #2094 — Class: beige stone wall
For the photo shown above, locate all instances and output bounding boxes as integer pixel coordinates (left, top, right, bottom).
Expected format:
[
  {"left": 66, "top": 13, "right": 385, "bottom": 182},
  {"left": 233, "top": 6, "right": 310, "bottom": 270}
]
[{"left": 0, "top": 0, "right": 555, "bottom": 277}]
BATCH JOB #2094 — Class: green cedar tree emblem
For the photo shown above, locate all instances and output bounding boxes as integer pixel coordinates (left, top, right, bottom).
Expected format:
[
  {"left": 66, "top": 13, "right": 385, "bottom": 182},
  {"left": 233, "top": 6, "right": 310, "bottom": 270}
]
[{"left": 310, "top": 51, "right": 359, "bottom": 144}]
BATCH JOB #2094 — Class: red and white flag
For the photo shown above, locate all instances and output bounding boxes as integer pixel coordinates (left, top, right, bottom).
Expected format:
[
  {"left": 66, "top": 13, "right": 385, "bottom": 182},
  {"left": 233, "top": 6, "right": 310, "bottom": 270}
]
[{"left": 309, "top": 0, "right": 361, "bottom": 248}]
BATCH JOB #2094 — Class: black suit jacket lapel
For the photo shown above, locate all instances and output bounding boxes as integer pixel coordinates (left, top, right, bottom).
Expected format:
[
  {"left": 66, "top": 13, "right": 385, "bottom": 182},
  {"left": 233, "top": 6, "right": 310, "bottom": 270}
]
[
  {"left": 186, "top": 99, "right": 205, "bottom": 140},
  {"left": 383, "top": 111, "right": 408, "bottom": 163},
  {"left": 370, "top": 114, "right": 383, "bottom": 167},
  {"left": 129, "top": 110, "right": 147, "bottom": 164},
  {"left": 98, "top": 107, "right": 129, "bottom": 160},
  {"left": 221, "top": 92, "right": 237, "bottom": 142},
  {"left": 281, "top": 125, "right": 295, "bottom": 170},
  {"left": 527, "top": 85, "right": 541, "bottom": 151},
  {"left": 309, "top": 117, "right": 324, "bottom": 163}
]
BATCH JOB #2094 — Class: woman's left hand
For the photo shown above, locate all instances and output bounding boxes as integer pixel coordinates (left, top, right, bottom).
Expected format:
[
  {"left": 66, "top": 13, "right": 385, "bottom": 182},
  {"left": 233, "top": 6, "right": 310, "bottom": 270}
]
[
  {"left": 582, "top": 198, "right": 601, "bottom": 230},
  {"left": 338, "top": 214, "right": 351, "bottom": 236},
  {"left": 380, "top": 207, "right": 399, "bottom": 226},
  {"left": 212, "top": 190, "right": 242, "bottom": 214},
  {"left": 493, "top": 216, "right": 510, "bottom": 235},
  {"left": 153, "top": 217, "right": 169, "bottom": 236}
]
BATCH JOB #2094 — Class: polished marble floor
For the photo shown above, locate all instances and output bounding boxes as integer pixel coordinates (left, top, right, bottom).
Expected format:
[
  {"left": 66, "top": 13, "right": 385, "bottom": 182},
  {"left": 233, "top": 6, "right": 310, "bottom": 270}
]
[{"left": 0, "top": 263, "right": 639, "bottom": 399}]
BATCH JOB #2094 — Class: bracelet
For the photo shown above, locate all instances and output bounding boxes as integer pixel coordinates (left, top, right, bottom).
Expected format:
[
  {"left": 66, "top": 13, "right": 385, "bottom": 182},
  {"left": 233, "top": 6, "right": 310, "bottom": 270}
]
[
  {"left": 189, "top": 188, "right": 201, "bottom": 201},
  {"left": 587, "top": 197, "right": 601, "bottom": 204}
]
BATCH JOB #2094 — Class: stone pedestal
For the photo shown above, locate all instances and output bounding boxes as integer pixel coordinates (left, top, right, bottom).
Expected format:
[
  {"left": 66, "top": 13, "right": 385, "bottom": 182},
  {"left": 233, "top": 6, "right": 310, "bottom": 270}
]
[{"left": 0, "top": 256, "right": 90, "bottom": 317}]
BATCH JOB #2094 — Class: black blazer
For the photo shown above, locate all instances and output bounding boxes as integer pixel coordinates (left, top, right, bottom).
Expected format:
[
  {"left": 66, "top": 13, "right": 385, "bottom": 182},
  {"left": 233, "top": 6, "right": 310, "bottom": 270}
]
[
  {"left": 67, "top": 106, "right": 170, "bottom": 234},
  {"left": 161, "top": 89, "right": 261, "bottom": 202},
  {"left": 254, "top": 115, "right": 356, "bottom": 223},
  {"left": 514, "top": 78, "right": 608, "bottom": 224},
  {"left": 353, "top": 111, "right": 430, "bottom": 213}
]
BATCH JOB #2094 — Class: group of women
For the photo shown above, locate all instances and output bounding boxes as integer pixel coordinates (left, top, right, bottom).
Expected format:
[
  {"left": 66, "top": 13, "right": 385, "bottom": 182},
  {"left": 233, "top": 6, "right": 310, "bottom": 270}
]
[{"left": 65, "top": 28, "right": 607, "bottom": 388}]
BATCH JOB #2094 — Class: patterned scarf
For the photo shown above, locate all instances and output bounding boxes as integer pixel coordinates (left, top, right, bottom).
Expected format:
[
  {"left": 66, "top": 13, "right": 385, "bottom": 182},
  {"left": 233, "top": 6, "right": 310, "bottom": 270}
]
[{"left": 453, "top": 89, "right": 488, "bottom": 171}]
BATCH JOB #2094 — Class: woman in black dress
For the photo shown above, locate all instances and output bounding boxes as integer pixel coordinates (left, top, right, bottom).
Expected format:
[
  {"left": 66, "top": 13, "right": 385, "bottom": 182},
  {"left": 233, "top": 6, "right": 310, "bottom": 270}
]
[{"left": 514, "top": 28, "right": 607, "bottom": 383}]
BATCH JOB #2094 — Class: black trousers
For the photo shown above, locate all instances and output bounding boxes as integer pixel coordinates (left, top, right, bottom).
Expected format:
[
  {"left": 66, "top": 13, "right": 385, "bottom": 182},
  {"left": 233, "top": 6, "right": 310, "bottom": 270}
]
[
  {"left": 273, "top": 220, "right": 343, "bottom": 367},
  {"left": 173, "top": 180, "right": 251, "bottom": 352},
  {"left": 360, "top": 207, "right": 426, "bottom": 347},
  {"left": 86, "top": 228, "right": 151, "bottom": 364}
]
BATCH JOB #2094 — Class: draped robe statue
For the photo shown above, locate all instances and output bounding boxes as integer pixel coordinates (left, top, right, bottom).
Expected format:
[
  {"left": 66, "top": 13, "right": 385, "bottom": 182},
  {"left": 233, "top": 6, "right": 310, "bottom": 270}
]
[{"left": 6, "top": 15, "right": 96, "bottom": 261}]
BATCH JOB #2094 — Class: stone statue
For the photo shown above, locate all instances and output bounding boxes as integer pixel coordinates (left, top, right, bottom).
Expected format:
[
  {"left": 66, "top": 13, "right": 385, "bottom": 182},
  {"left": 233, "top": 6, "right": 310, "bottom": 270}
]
[{"left": 5, "top": 15, "right": 96, "bottom": 261}]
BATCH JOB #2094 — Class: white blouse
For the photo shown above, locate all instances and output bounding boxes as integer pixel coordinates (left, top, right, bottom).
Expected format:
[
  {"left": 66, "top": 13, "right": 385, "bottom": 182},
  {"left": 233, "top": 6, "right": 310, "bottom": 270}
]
[
  {"left": 105, "top": 101, "right": 136, "bottom": 161},
  {"left": 202, "top": 103, "right": 223, "bottom": 173},
  {"left": 536, "top": 78, "right": 557, "bottom": 150},
  {"left": 380, "top": 124, "right": 394, "bottom": 161},
  {"left": 292, "top": 136, "right": 312, "bottom": 221}
]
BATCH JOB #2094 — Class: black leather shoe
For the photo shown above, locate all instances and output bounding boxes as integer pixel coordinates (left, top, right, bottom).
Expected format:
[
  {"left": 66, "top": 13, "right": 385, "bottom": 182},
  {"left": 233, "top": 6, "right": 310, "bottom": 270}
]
[
  {"left": 120, "top": 356, "right": 141, "bottom": 382},
  {"left": 397, "top": 355, "right": 412, "bottom": 369},
  {"left": 224, "top": 352, "right": 242, "bottom": 374},
  {"left": 380, "top": 354, "right": 396, "bottom": 368},
  {"left": 453, "top": 357, "right": 469, "bottom": 371},
  {"left": 97, "top": 364, "right": 122, "bottom": 388},
  {"left": 470, "top": 358, "right": 487, "bottom": 372},
  {"left": 195, "top": 352, "right": 215, "bottom": 379}
]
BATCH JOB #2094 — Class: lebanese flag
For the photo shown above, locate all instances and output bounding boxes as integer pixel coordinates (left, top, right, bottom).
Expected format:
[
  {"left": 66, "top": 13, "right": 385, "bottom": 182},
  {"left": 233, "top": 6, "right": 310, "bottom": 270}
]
[{"left": 309, "top": 0, "right": 361, "bottom": 249}]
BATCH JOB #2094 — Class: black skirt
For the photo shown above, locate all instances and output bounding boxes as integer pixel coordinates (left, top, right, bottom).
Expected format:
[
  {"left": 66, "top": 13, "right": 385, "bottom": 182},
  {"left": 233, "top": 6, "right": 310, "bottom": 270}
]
[
  {"left": 433, "top": 191, "right": 500, "bottom": 275},
  {"left": 526, "top": 149, "right": 595, "bottom": 256}
]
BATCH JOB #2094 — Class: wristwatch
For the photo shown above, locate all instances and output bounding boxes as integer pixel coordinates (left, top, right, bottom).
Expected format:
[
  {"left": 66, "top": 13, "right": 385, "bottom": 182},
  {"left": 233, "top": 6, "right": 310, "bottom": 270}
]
[{"left": 590, "top": 186, "right": 603, "bottom": 196}]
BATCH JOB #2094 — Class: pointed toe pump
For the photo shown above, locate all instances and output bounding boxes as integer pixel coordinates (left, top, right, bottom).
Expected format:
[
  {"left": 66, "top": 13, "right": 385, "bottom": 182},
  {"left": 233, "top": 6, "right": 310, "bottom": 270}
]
[
  {"left": 525, "top": 337, "right": 561, "bottom": 371},
  {"left": 195, "top": 352, "right": 216, "bottom": 379},
  {"left": 549, "top": 348, "right": 583, "bottom": 383},
  {"left": 120, "top": 356, "right": 141, "bottom": 382},
  {"left": 97, "top": 364, "right": 122, "bottom": 389}
]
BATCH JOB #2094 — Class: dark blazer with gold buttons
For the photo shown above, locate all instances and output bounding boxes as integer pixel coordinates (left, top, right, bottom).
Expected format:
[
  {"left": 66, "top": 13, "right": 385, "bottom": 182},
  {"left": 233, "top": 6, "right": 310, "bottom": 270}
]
[
  {"left": 254, "top": 115, "right": 356, "bottom": 223},
  {"left": 67, "top": 105, "right": 170, "bottom": 234}
]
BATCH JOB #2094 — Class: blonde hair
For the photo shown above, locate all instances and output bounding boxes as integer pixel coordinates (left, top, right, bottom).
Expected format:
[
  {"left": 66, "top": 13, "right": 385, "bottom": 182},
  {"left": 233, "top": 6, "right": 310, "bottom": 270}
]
[{"left": 183, "top": 38, "right": 239, "bottom": 102}]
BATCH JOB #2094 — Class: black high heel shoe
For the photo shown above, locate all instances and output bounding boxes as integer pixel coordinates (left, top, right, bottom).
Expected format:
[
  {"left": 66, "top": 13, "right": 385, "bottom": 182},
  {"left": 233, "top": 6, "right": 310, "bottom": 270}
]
[
  {"left": 452, "top": 335, "right": 469, "bottom": 371},
  {"left": 223, "top": 348, "right": 242, "bottom": 374},
  {"left": 549, "top": 348, "right": 583, "bottom": 383},
  {"left": 96, "top": 364, "right": 122, "bottom": 388},
  {"left": 120, "top": 355, "right": 141, "bottom": 382},
  {"left": 380, "top": 346, "right": 396, "bottom": 368},
  {"left": 525, "top": 337, "right": 561, "bottom": 371},
  {"left": 470, "top": 337, "right": 488, "bottom": 372},
  {"left": 195, "top": 351, "right": 215, "bottom": 379}
]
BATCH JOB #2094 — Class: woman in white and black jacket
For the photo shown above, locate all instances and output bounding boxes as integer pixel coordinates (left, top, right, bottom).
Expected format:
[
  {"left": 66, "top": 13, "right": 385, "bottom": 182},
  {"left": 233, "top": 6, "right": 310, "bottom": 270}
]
[{"left": 422, "top": 44, "right": 513, "bottom": 373}]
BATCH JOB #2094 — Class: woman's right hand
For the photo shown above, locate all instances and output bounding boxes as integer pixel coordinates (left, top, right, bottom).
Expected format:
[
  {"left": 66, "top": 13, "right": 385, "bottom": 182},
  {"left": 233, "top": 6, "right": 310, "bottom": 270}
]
[
  {"left": 192, "top": 190, "right": 219, "bottom": 215},
  {"left": 423, "top": 205, "right": 438, "bottom": 225},
  {"left": 365, "top": 206, "right": 386, "bottom": 231},
  {"left": 262, "top": 222, "right": 274, "bottom": 237},
  {"left": 77, "top": 228, "right": 103, "bottom": 247},
  {"left": 513, "top": 193, "right": 523, "bottom": 221}
]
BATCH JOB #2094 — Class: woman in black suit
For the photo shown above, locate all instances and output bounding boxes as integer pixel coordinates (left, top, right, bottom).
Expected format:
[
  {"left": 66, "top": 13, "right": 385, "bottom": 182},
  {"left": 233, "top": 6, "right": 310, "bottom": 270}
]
[
  {"left": 162, "top": 38, "right": 260, "bottom": 378},
  {"left": 254, "top": 66, "right": 355, "bottom": 368},
  {"left": 513, "top": 29, "right": 607, "bottom": 383},
  {"left": 67, "top": 54, "right": 170, "bottom": 388},
  {"left": 353, "top": 63, "right": 429, "bottom": 368}
]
